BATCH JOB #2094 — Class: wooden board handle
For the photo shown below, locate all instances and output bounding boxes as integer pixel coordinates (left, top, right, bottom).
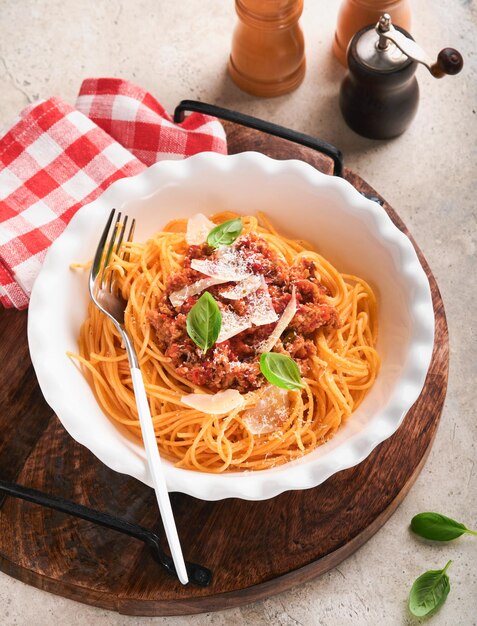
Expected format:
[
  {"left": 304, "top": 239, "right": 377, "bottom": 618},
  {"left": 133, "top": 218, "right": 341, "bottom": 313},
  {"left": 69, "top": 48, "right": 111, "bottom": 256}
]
[
  {"left": 174, "top": 100, "right": 344, "bottom": 177},
  {"left": 0, "top": 478, "right": 212, "bottom": 587}
]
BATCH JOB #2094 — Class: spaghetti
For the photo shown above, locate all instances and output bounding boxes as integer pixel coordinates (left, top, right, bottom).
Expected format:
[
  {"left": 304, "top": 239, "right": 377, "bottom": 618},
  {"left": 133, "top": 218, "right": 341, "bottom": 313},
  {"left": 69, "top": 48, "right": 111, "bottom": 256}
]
[{"left": 72, "top": 212, "right": 380, "bottom": 472}]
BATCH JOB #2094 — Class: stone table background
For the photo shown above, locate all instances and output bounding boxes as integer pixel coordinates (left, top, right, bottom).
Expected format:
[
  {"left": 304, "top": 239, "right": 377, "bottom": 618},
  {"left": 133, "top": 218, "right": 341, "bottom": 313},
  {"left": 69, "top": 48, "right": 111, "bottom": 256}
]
[{"left": 0, "top": 0, "right": 475, "bottom": 624}]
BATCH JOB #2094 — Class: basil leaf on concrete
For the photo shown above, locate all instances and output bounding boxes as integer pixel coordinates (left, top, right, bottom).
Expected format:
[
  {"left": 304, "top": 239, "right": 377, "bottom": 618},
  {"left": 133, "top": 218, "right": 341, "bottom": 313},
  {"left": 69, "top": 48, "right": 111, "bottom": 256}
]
[
  {"left": 411, "top": 512, "right": 477, "bottom": 541},
  {"left": 409, "top": 561, "right": 452, "bottom": 617}
]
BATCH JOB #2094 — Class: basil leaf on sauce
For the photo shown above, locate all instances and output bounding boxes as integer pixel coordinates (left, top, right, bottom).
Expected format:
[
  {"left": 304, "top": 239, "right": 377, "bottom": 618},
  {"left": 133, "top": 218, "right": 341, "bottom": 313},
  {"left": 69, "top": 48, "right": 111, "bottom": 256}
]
[
  {"left": 408, "top": 561, "right": 452, "bottom": 617},
  {"left": 186, "top": 292, "right": 222, "bottom": 352},
  {"left": 259, "top": 352, "right": 304, "bottom": 391},
  {"left": 207, "top": 218, "right": 243, "bottom": 248},
  {"left": 411, "top": 512, "right": 477, "bottom": 541}
]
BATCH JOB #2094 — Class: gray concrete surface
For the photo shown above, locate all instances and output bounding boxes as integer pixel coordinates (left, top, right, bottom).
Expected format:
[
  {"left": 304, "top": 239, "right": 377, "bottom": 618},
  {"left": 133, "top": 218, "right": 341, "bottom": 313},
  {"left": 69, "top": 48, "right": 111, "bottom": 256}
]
[{"left": 0, "top": 0, "right": 476, "bottom": 624}]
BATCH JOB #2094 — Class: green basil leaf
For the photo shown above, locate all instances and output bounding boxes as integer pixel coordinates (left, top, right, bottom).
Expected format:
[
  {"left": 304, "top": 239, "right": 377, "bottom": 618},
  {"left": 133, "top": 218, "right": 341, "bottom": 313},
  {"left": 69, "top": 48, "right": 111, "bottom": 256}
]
[
  {"left": 411, "top": 512, "right": 476, "bottom": 541},
  {"left": 259, "top": 352, "right": 304, "bottom": 391},
  {"left": 207, "top": 218, "right": 243, "bottom": 248},
  {"left": 186, "top": 292, "right": 222, "bottom": 352},
  {"left": 409, "top": 561, "right": 452, "bottom": 617}
]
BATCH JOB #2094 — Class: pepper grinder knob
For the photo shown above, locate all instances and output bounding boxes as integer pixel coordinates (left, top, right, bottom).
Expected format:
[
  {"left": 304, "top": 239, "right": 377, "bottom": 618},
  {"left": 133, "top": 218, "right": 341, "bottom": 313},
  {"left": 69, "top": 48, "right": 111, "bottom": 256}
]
[{"left": 431, "top": 48, "right": 464, "bottom": 78}]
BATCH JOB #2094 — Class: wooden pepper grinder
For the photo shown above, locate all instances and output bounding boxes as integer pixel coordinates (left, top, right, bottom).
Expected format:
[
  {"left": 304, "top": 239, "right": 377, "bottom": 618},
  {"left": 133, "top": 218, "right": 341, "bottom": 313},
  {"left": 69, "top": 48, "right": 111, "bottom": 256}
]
[
  {"left": 333, "top": 0, "right": 411, "bottom": 67},
  {"left": 228, "top": 0, "right": 306, "bottom": 97},
  {"left": 339, "top": 14, "right": 464, "bottom": 139}
]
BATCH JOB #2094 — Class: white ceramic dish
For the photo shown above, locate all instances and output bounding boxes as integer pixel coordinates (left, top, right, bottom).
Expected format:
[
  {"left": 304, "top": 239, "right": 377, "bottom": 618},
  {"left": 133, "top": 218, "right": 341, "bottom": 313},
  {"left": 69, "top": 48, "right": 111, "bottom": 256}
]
[{"left": 28, "top": 152, "right": 435, "bottom": 501}]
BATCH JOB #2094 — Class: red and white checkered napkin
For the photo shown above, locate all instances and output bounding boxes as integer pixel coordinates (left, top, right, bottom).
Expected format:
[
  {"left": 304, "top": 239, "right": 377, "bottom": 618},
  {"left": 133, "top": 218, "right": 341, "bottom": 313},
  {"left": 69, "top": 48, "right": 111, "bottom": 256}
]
[{"left": 0, "top": 78, "right": 227, "bottom": 309}]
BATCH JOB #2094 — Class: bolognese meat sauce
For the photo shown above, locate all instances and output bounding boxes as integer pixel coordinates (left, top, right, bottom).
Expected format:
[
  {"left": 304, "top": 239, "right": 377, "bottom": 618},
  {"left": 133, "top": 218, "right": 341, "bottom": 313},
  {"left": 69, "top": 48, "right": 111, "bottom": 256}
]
[{"left": 148, "top": 234, "right": 339, "bottom": 393}]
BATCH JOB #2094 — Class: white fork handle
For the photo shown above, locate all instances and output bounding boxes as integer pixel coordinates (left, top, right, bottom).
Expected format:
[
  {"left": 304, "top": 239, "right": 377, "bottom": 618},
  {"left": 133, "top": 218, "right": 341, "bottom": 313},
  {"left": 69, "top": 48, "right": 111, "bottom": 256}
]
[{"left": 130, "top": 367, "right": 188, "bottom": 585}]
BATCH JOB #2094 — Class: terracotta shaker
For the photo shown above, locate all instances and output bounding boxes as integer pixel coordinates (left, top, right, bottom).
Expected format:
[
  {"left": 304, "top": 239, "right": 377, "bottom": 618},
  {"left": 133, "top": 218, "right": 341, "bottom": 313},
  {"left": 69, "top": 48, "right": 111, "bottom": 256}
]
[
  {"left": 228, "top": 0, "right": 306, "bottom": 97},
  {"left": 333, "top": 0, "right": 411, "bottom": 66}
]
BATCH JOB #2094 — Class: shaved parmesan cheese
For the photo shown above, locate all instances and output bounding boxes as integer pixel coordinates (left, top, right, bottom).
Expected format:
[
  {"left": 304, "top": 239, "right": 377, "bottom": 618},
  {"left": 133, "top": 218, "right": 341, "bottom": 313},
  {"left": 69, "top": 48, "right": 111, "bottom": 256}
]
[
  {"left": 191, "top": 259, "right": 251, "bottom": 282},
  {"left": 186, "top": 213, "right": 215, "bottom": 245},
  {"left": 216, "top": 277, "right": 278, "bottom": 342},
  {"left": 217, "top": 308, "right": 252, "bottom": 343},
  {"left": 191, "top": 246, "right": 251, "bottom": 281},
  {"left": 181, "top": 389, "right": 244, "bottom": 415},
  {"left": 169, "top": 276, "right": 228, "bottom": 308},
  {"left": 248, "top": 276, "right": 278, "bottom": 326},
  {"left": 221, "top": 275, "right": 261, "bottom": 300},
  {"left": 258, "top": 286, "right": 297, "bottom": 353},
  {"left": 243, "top": 386, "right": 290, "bottom": 435}
]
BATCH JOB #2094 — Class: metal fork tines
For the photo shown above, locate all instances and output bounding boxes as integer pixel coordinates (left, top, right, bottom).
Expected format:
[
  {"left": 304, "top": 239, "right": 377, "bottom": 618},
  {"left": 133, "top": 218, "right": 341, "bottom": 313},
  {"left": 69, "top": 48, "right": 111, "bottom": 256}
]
[
  {"left": 89, "top": 209, "right": 189, "bottom": 585},
  {"left": 90, "top": 210, "right": 134, "bottom": 330}
]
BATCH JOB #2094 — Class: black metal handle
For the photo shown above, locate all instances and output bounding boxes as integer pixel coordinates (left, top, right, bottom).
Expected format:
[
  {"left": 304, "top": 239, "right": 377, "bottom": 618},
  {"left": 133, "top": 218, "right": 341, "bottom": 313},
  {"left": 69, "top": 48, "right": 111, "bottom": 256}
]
[
  {"left": 0, "top": 479, "right": 212, "bottom": 587},
  {"left": 174, "top": 100, "right": 344, "bottom": 177}
]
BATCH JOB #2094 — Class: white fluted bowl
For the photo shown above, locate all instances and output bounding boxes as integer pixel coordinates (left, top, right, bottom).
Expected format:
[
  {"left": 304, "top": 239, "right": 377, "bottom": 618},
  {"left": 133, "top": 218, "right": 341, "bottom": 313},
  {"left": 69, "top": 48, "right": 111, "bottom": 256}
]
[{"left": 28, "top": 152, "right": 434, "bottom": 501}]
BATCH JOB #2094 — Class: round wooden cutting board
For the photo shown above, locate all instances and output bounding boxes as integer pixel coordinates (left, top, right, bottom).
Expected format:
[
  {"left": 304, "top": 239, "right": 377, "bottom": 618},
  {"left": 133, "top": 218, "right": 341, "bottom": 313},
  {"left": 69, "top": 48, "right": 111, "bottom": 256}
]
[{"left": 0, "top": 122, "right": 448, "bottom": 616}]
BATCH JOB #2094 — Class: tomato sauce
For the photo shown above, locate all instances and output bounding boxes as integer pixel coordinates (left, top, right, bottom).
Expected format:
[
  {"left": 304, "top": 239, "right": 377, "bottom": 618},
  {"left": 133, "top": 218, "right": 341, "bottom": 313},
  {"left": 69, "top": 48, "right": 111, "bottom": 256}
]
[{"left": 149, "top": 234, "right": 338, "bottom": 393}]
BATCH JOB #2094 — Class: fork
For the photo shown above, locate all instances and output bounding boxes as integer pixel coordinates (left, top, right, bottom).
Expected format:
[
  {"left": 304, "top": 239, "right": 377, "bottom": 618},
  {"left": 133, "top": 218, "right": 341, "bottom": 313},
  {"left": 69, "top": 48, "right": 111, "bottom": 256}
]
[{"left": 89, "top": 208, "right": 189, "bottom": 585}]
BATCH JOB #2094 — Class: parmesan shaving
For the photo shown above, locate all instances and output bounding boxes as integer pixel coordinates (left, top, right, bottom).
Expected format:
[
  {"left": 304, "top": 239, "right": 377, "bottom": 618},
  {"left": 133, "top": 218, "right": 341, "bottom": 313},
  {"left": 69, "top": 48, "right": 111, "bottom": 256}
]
[
  {"left": 248, "top": 276, "right": 279, "bottom": 326},
  {"left": 216, "top": 308, "right": 252, "bottom": 343},
  {"left": 181, "top": 389, "right": 244, "bottom": 415},
  {"left": 221, "top": 275, "right": 261, "bottom": 300},
  {"left": 169, "top": 276, "right": 228, "bottom": 308},
  {"left": 185, "top": 213, "right": 215, "bottom": 245},
  {"left": 258, "top": 286, "right": 297, "bottom": 353},
  {"left": 243, "top": 386, "right": 290, "bottom": 435},
  {"left": 191, "top": 245, "right": 252, "bottom": 281},
  {"left": 217, "top": 277, "right": 278, "bottom": 342}
]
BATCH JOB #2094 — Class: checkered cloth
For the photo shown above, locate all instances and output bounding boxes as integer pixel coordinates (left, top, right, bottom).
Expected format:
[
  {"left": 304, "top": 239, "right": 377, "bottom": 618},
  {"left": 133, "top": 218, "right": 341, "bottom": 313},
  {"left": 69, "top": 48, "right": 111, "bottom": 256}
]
[{"left": 0, "top": 78, "right": 227, "bottom": 309}]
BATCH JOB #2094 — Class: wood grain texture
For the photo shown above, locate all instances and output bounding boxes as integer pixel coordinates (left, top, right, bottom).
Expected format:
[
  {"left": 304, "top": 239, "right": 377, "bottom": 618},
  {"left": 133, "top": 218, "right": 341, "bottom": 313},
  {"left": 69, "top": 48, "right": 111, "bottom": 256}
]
[{"left": 0, "top": 124, "right": 448, "bottom": 616}]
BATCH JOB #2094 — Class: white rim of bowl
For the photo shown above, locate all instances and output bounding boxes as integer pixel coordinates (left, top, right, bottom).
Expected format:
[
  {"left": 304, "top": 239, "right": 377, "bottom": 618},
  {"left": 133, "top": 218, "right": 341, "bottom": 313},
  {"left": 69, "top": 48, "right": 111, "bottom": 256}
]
[{"left": 28, "top": 152, "right": 435, "bottom": 501}]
